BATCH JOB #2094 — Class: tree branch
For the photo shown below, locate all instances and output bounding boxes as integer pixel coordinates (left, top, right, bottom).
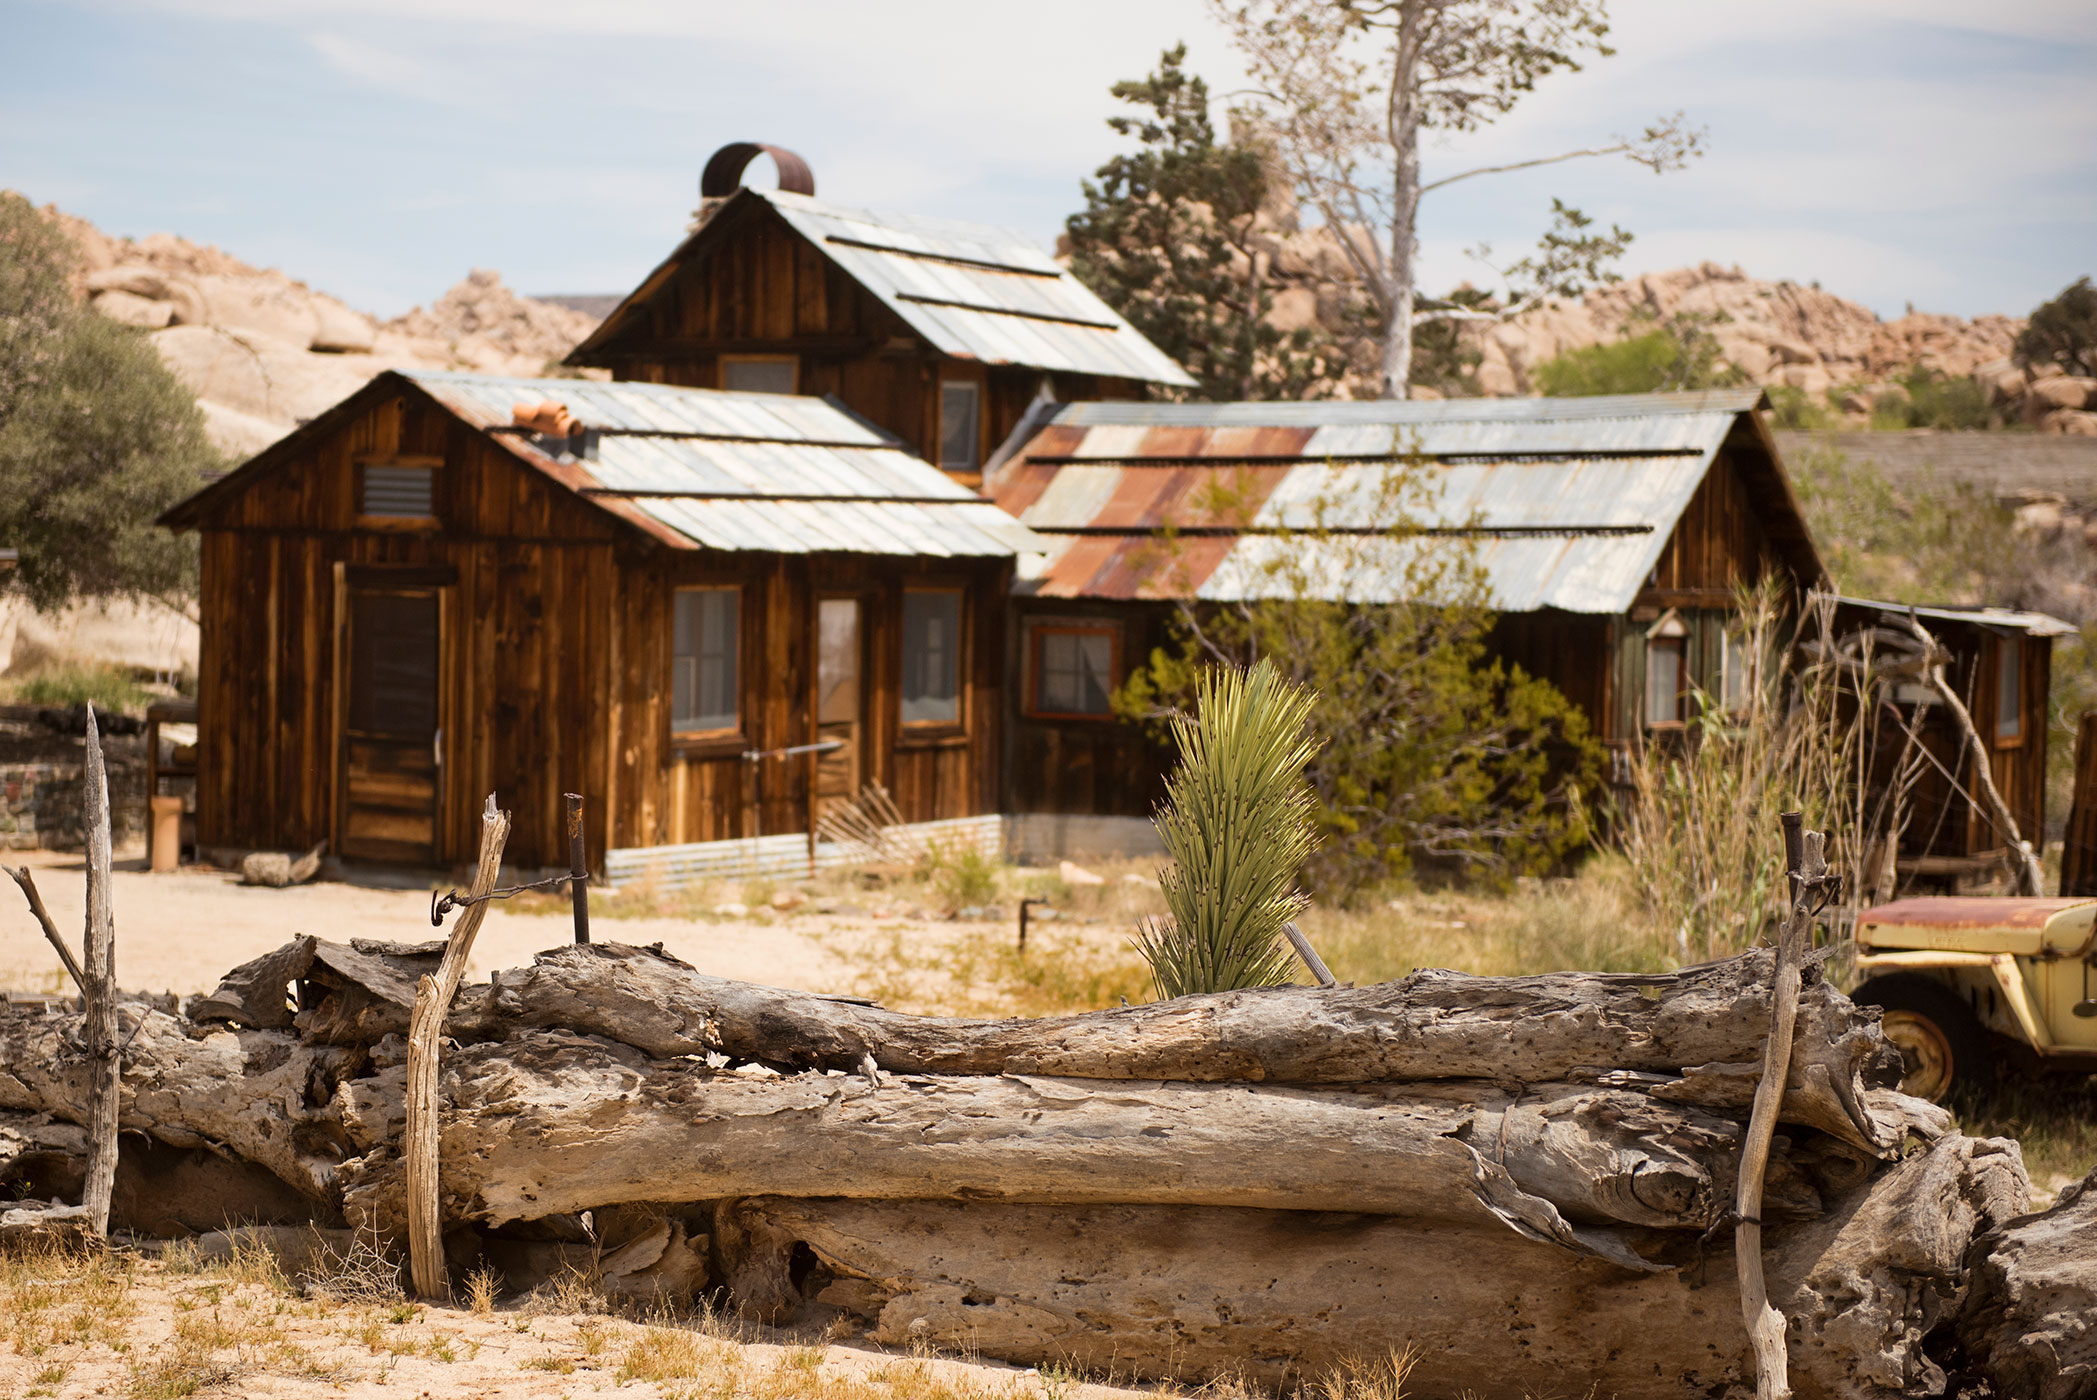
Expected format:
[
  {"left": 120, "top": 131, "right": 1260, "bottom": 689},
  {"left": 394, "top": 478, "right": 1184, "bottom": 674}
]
[{"left": 1418, "top": 140, "right": 1635, "bottom": 195}]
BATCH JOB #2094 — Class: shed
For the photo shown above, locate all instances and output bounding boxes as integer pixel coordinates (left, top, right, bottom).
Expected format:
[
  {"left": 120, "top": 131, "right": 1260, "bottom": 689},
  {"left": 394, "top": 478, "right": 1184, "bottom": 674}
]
[
  {"left": 986, "top": 391, "right": 1826, "bottom": 833},
  {"left": 565, "top": 151, "right": 1195, "bottom": 486},
  {"left": 1816, "top": 596, "right": 2072, "bottom": 888},
  {"left": 159, "top": 368, "right": 1036, "bottom": 875}
]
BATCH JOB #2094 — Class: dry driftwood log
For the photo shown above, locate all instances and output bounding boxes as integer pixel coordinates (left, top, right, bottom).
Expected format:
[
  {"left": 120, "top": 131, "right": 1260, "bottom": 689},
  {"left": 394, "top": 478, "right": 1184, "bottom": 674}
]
[
  {"left": 0, "top": 932, "right": 2020, "bottom": 1395},
  {"left": 328, "top": 1027, "right": 1913, "bottom": 1268},
  {"left": 735, "top": 1133, "right": 2027, "bottom": 1400},
  {"left": 478, "top": 942, "right": 1914, "bottom": 1153},
  {"left": 1958, "top": 1165, "right": 2097, "bottom": 1400}
]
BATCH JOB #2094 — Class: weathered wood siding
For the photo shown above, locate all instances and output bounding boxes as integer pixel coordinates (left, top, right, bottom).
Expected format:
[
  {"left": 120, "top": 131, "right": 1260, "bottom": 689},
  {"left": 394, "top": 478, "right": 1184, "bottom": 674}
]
[
  {"left": 1005, "top": 601, "right": 1173, "bottom": 818},
  {"left": 194, "top": 389, "right": 620, "bottom": 871},
  {"left": 608, "top": 552, "right": 1008, "bottom": 850},
  {"left": 190, "top": 383, "right": 1009, "bottom": 873}
]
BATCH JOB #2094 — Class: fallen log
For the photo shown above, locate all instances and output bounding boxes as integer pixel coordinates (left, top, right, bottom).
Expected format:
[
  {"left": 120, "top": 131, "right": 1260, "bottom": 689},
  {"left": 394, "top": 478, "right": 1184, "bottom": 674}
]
[
  {"left": 735, "top": 1133, "right": 2028, "bottom": 1400},
  {"left": 1957, "top": 1165, "right": 2097, "bottom": 1400},
  {"left": 328, "top": 1028, "right": 1890, "bottom": 1269},
  {"left": 474, "top": 942, "right": 1912, "bottom": 1151},
  {"left": 0, "top": 1005, "right": 345, "bottom": 1205}
]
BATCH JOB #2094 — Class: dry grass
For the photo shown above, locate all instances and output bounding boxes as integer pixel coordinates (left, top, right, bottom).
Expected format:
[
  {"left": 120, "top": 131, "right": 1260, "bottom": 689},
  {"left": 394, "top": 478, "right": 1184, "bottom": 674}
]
[{"left": 1955, "top": 1075, "right": 2097, "bottom": 1203}]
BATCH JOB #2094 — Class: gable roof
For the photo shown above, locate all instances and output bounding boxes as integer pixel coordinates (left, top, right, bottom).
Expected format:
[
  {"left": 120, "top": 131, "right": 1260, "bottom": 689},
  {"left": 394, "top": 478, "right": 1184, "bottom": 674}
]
[
  {"left": 988, "top": 390, "right": 1825, "bottom": 613},
  {"left": 162, "top": 369, "right": 1042, "bottom": 558},
  {"left": 568, "top": 188, "right": 1197, "bottom": 389}
]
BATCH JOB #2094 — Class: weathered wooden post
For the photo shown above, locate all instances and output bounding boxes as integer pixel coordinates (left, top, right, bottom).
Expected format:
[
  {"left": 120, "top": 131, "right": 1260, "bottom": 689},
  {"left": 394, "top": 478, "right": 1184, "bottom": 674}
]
[
  {"left": 564, "top": 792, "right": 590, "bottom": 945},
  {"left": 79, "top": 706, "right": 121, "bottom": 1241},
  {"left": 405, "top": 794, "right": 511, "bottom": 1298},
  {"left": 1734, "top": 811, "right": 1833, "bottom": 1400}
]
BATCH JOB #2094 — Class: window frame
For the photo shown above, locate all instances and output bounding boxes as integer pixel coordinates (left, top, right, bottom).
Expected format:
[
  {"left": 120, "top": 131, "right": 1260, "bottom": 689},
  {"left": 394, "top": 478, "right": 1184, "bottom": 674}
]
[
  {"left": 899, "top": 586, "right": 968, "bottom": 738},
  {"left": 669, "top": 584, "right": 745, "bottom": 748},
  {"left": 719, "top": 354, "right": 800, "bottom": 395},
  {"left": 1025, "top": 622, "right": 1121, "bottom": 722},
  {"left": 1643, "top": 610, "right": 1689, "bottom": 731},
  {"left": 938, "top": 379, "right": 982, "bottom": 473},
  {"left": 354, "top": 457, "right": 442, "bottom": 530},
  {"left": 1994, "top": 634, "right": 2025, "bottom": 747}
]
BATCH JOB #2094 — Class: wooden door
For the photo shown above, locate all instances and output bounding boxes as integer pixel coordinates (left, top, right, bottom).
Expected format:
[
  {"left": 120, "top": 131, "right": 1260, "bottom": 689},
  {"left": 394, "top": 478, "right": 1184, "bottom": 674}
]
[
  {"left": 339, "top": 584, "right": 444, "bottom": 864},
  {"left": 815, "top": 596, "right": 863, "bottom": 821}
]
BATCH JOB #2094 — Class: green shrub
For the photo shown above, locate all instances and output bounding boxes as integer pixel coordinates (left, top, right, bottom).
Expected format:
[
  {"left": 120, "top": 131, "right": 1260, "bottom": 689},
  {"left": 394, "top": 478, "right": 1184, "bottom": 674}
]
[
  {"left": 2016, "top": 275, "right": 2097, "bottom": 378},
  {"left": 923, "top": 841, "right": 1000, "bottom": 909},
  {"left": 1134, "top": 659, "right": 1316, "bottom": 998},
  {"left": 1766, "top": 385, "right": 1838, "bottom": 431},
  {"left": 1870, "top": 368, "right": 1993, "bottom": 431},
  {"left": 1533, "top": 318, "right": 1740, "bottom": 397},
  {"left": 4, "top": 662, "right": 148, "bottom": 713}
]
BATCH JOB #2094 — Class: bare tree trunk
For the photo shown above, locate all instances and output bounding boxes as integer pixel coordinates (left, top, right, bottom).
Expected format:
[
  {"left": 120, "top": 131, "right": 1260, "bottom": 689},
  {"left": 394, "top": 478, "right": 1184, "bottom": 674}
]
[
  {"left": 1379, "top": 3, "right": 1425, "bottom": 398},
  {"left": 81, "top": 706, "right": 119, "bottom": 1241},
  {"left": 406, "top": 795, "right": 511, "bottom": 1300}
]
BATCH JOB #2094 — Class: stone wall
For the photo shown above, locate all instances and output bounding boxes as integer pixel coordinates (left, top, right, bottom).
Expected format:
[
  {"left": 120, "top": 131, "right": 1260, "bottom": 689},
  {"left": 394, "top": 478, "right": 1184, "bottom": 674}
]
[{"left": 0, "top": 760, "right": 147, "bottom": 852}]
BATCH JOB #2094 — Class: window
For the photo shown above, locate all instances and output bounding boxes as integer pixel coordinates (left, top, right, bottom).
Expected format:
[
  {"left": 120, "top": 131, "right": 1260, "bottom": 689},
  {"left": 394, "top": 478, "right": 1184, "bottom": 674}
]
[
  {"left": 901, "top": 590, "right": 962, "bottom": 725},
  {"left": 1997, "top": 636, "right": 2023, "bottom": 742},
  {"left": 672, "top": 587, "right": 740, "bottom": 734},
  {"left": 359, "top": 464, "right": 434, "bottom": 520},
  {"left": 1721, "top": 628, "right": 1753, "bottom": 715},
  {"left": 721, "top": 356, "right": 798, "bottom": 395},
  {"left": 1030, "top": 625, "right": 1117, "bottom": 717},
  {"left": 1644, "top": 612, "right": 1687, "bottom": 728},
  {"left": 939, "top": 381, "right": 980, "bottom": 471}
]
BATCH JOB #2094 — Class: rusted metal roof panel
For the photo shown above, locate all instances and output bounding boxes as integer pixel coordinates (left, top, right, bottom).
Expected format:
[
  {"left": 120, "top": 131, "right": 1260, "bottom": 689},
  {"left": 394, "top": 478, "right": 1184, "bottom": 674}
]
[
  {"left": 997, "top": 393, "right": 1786, "bottom": 612},
  {"left": 402, "top": 369, "right": 1041, "bottom": 557},
  {"left": 757, "top": 191, "right": 1196, "bottom": 388}
]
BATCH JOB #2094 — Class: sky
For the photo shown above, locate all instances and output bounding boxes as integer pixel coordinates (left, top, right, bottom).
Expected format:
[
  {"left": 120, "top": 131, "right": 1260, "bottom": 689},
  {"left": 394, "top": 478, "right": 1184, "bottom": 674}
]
[{"left": 4, "top": 0, "right": 2092, "bottom": 323}]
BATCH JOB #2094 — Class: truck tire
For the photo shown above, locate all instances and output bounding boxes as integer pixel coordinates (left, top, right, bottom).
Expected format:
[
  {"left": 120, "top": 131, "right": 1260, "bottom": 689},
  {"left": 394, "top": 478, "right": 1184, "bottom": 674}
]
[{"left": 1850, "top": 974, "right": 1994, "bottom": 1102}]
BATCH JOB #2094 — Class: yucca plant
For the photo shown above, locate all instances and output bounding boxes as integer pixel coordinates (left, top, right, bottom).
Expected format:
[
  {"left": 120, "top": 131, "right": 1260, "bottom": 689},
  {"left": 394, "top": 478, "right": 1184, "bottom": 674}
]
[{"left": 1134, "top": 658, "right": 1319, "bottom": 998}]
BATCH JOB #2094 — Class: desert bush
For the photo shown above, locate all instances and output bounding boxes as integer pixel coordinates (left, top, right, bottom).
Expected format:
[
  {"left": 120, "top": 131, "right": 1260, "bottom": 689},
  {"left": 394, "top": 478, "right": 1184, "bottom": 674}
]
[
  {"left": 1870, "top": 367, "right": 1993, "bottom": 431},
  {"left": 1532, "top": 315, "right": 1740, "bottom": 397},
  {"left": 1612, "top": 585, "right": 1891, "bottom": 962},
  {"left": 1120, "top": 462, "right": 1599, "bottom": 894},
  {"left": 1766, "top": 384, "right": 1838, "bottom": 431},
  {"left": 3, "top": 660, "right": 151, "bottom": 712},
  {"left": 1134, "top": 659, "right": 1316, "bottom": 998},
  {"left": 921, "top": 840, "right": 1000, "bottom": 909}
]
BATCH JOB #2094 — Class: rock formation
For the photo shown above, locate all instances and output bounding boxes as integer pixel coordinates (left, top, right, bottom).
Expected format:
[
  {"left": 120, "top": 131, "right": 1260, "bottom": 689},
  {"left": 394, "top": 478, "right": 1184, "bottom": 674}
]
[{"left": 32, "top": 200, "right": 603, "bottom": 458}]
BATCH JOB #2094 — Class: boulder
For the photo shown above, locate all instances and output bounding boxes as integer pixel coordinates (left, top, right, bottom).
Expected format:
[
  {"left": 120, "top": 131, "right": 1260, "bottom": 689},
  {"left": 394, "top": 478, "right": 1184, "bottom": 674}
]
[
  {"left": 198, "top": 399, "right": 290, "bottom": 458},
  {"left": 90, "top": 289, "right": 174, "bottom": 330},
  {"left": 194, "top": 274, "right": 320, "bottom": 349},
  {"left": 84, "top": 263, "right": 172, "bottom": 299},
  {"left": 151, "top": 324, "right": 367, "bottom": 424},
  {"left": 2029, "top": 375, "right": 2097, "bottom": 412},
  {"left": 309, "top": 297, "right": 376, "bottom": 354},
  {"left": 2040, "top": 409, "right": 2097, "bottom": 437},
  {"left": 1264, "top": 287, "right": 1320, "bottom": 334}
]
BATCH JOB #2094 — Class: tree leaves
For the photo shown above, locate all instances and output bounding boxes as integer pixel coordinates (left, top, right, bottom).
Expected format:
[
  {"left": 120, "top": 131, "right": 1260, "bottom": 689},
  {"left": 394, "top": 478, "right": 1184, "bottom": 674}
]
[{"left": 0, "top": 193, "right": 221, "bottom": 612}]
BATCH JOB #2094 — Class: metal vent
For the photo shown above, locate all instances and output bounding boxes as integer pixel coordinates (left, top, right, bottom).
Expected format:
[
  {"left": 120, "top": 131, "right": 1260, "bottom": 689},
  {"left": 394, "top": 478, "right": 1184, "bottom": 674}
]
[{"left": 362, "top": 465, "right": 434, "bottom": 519}]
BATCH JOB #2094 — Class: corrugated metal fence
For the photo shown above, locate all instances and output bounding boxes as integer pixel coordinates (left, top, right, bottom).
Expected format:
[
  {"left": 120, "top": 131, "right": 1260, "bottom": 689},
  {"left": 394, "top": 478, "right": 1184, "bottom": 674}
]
[{"left": 604, "top": 813, "right": 1004, "bottom": 890}]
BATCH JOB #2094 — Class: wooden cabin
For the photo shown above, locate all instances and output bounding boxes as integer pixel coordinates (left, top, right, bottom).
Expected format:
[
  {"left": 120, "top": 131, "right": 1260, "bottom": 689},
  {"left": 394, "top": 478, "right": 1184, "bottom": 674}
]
[
  {"left": 985, "top": 391, "right": 1829, "bottom": 850},
  {"left": 1816, "top": 596, "right": 2068, "bottom": 890},
  {"left": 563, "top": 151, "right": 1196, "bottom": 487},
  {"left": 158, "top": 369, "right": 1035, "bottom": 875}
]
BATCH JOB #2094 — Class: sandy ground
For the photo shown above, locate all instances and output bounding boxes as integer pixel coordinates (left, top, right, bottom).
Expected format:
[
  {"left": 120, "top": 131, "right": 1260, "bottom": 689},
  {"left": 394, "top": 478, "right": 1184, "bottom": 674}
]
[
  {"left": 0, "top": 1252, "right": 1164, "bottom": 1400},
  {"left": 0, "top": 848, "right": 939, "bottom": 998}
]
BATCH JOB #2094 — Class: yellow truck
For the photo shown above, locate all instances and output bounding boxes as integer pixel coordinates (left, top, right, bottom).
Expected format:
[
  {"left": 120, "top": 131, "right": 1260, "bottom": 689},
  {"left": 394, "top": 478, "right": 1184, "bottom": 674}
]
[{"left": 1852, "top": 896, "right": 2097, "bottom": 1100}]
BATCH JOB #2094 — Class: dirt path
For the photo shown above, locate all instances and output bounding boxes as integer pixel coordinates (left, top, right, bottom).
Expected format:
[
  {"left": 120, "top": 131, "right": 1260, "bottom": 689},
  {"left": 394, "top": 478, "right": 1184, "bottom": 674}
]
[{"left": 0, "top": 851, "right": 923, "bottom": 998}]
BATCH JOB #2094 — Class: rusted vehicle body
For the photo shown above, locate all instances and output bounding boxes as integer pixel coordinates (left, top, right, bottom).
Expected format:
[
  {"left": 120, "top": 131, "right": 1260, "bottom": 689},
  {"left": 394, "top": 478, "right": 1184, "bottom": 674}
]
[{"left": 1852, "top": 895, "right": 2097, "bottom": 1098}]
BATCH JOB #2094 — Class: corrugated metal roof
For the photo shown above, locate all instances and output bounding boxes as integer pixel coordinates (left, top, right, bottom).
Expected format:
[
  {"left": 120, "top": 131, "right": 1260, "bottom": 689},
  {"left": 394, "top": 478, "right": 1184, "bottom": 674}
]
[
  {"left": 402, "top": 369, "right": 1040, "bottom": 558},
  {"left": 754, "top": 191, "right": 1196, "bottom": 388},
  {"left": 1830, "top": 595, "right": 2078, "bottom": 638},
  {"left": 994, "top": 394, "right": 1805, "bottom": 614}
]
